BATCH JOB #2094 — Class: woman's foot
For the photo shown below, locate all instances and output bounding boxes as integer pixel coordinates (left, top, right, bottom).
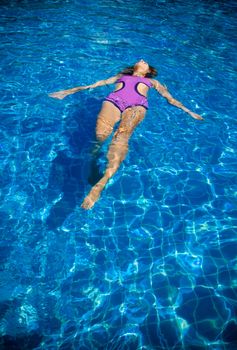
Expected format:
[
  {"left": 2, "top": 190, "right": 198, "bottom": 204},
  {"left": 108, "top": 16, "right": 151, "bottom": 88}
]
[{"left": 81, "top": 182, "right": 105, "bottom": 210}]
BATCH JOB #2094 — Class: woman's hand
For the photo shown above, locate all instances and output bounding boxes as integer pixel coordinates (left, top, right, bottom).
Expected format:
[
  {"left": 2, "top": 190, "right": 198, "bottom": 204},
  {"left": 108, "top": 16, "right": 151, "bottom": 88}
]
[
  {"left": 48, "top": 87, "right": 85, "bottom": 100},
  {"left": 188, "top": 111, "right": 204, "bottom": 120},
  {"left": 48, "top": 90, "right": 71, "bottom": 99}
]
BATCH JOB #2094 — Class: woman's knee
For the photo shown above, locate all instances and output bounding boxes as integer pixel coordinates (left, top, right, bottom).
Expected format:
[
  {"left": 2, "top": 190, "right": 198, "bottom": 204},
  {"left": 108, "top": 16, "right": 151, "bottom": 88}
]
[
  {"left": 96, "top": 128, "right": 113, "bottom": 142},
  {"left": 96, "top": 131, "right": 109, "bottom": 143},
  {"left": 96, "top": 116, "right": 113, "bottom": 142}
]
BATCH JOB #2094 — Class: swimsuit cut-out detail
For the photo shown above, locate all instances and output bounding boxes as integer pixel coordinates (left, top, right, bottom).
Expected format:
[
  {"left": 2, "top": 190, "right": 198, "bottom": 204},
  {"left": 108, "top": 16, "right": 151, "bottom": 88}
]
[{"left": 105, "top": 75, "right": 152, "bottom": 113}]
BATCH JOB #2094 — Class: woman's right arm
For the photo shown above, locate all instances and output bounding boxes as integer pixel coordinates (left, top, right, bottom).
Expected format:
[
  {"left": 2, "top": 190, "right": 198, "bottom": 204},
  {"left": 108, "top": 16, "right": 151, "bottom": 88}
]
[{"left": 49, "top": 75, "right": 120, "bottom": 100}]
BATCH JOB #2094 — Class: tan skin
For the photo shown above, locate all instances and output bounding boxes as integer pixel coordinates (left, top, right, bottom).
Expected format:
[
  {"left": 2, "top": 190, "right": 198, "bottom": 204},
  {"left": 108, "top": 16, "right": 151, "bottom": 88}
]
[{"left": 49, "top": 60, "right": 203, "bottom": 209}]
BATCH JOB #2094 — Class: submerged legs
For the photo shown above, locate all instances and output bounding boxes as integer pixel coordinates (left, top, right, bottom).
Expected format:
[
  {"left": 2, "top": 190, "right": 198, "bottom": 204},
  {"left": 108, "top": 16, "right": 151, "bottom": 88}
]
[
  {"left": 88, "top": 101, "right": 121, "bottom": 184},
  {"left": 82, "top": 107, "right": 146, "bottom": 210}
]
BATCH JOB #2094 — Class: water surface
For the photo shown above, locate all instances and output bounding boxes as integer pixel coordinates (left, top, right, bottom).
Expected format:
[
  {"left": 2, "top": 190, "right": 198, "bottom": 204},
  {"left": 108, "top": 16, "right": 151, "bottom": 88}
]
[{"left": 0, "top": 0, "right": 237, "bottom": 349}]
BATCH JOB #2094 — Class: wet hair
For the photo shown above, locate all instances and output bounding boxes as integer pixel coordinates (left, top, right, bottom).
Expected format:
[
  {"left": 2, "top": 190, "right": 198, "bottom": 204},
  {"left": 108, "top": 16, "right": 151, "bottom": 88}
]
[{"left": 118, "top": 64, "right": 157, "bottom": 78}]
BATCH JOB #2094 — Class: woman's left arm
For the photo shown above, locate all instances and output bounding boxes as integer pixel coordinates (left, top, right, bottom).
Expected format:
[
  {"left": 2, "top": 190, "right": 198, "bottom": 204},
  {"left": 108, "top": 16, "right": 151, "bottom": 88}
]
[{"left": 152, "top": 79, "right": 204, "bottom": 120}]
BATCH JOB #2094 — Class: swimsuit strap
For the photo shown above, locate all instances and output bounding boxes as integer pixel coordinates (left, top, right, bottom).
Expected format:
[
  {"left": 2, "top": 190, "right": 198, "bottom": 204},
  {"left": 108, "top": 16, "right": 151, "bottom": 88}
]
[{"left": 117, "top": 75, "right": 152, "bottom": 87}]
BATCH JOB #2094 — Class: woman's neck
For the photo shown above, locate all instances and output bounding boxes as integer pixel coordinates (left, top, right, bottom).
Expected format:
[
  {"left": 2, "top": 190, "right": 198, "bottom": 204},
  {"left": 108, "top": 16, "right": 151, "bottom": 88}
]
[{"left": 133, "top": 70, "right": 145, "bottom": 77}]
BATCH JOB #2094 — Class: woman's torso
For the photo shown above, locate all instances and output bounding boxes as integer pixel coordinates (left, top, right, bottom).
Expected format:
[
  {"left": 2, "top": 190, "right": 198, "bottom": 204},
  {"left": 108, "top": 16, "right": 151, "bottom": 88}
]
[
  {"left": 114, "top": 75, "right": 152, "bottom": 97},
  {"left": 105, "top": 75, "right": 153, "bottom": 112}
]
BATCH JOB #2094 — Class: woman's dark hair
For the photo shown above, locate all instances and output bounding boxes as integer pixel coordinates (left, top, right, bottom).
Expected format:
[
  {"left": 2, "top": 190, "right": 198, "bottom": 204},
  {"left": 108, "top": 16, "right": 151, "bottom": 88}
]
[{"left": 118, "top": 65, "right": 157, "bottom": 78}]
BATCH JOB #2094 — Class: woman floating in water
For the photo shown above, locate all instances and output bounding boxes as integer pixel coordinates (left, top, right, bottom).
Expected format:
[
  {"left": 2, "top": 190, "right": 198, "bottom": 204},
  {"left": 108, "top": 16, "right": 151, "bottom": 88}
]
[{"left": 49, "top": 60, "right": 203, "bottom": 209}]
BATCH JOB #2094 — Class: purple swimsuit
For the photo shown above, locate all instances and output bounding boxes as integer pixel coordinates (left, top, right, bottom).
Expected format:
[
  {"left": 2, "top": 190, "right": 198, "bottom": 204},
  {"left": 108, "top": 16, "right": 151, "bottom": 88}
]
[{"left": 105, "top": 75, "right": 153, "bottom": 113}]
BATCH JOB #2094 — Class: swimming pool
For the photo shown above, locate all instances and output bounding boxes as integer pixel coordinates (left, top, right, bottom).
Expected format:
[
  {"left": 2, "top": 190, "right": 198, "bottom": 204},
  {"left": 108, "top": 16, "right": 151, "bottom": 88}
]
[{"left": 1, "top": 0, "right": 237, "bottom": 348}]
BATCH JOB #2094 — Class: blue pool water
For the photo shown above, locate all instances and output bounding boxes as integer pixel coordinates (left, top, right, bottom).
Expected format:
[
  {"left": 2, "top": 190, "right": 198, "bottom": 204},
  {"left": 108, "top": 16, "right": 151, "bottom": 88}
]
[{"left": 1, "top": 0, "right": 237, "bottom": 349}]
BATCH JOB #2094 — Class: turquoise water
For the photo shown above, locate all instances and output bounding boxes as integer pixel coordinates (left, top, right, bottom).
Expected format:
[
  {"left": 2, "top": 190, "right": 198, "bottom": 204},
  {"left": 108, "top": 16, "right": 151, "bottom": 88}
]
[{"left": 1, "top": 0, "right": 237, "bottom": 349}]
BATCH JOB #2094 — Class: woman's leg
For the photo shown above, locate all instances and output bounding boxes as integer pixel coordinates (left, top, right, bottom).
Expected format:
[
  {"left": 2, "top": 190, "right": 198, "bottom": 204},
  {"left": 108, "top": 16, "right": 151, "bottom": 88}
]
[
  {"left": 89, "top": 101, "right": 121, "bottom": 184},
  {"left": 93, "top": 101, "right": 121, "bottom": 151},
  {"left": 82, "top": 107, "right": 146, "bottom": 209}
]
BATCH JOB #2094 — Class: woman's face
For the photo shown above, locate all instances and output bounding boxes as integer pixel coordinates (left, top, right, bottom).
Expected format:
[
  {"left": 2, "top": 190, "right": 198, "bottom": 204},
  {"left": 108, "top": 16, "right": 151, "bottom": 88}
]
[{"left": 134, "top": 59, "right": 150, "bottom": 74}]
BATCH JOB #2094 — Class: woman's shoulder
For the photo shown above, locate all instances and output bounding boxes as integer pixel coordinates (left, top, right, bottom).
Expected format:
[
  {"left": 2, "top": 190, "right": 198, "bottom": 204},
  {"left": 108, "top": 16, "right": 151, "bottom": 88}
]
[
  {"left": 116, "top": 74, "right": 129, "bottom": 81},
  {"left": 143, "top": 76, "right": 154, "bottom": 87},
  {"left": 148, "top": 78, "right": 160, "bottom": 87},
  {"left": 119, "top": 74, "right": 130, "bottom": 78}
]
